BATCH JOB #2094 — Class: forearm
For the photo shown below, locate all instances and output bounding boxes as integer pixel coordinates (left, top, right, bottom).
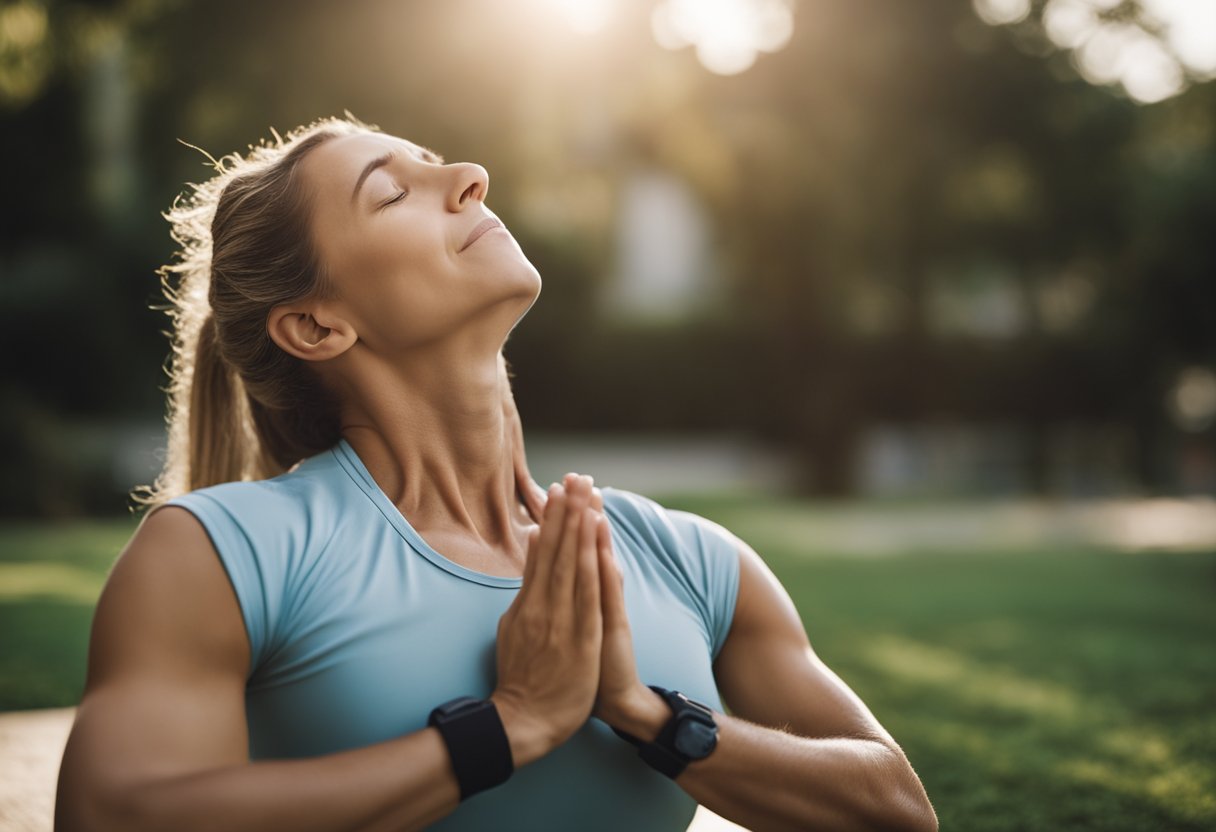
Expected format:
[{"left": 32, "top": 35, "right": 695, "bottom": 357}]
[
  {"left": 58, "top": 694, "right": 548, "bottom": 832},
  {"left": 683, "top": 715, "right": 934, "bottom": 832},
  {"left": 105, "top": 728, "right": 455, "bottom": 832},
  {"left": 611, "top": 692, "right": 936, "bottom": 832}
]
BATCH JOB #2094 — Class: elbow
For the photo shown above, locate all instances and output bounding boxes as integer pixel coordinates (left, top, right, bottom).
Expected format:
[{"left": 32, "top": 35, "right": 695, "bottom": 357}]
[
  {"left": 883, "top": 759, "right": 938, "bottom": 832},
  {"left": 879, "top": 782, "right": 937, "bottom": 832},
  {"left": 902, "top": 801, "right": 938, "bottom": 832},
  {"left": 56, "top": 778, "right": 157, "bottom": 832}
]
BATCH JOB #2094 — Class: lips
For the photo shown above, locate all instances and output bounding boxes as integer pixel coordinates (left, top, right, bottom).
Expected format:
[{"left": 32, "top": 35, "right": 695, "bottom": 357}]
[{"left": 460, "top": 217, "right": 505, "bottom": 252}]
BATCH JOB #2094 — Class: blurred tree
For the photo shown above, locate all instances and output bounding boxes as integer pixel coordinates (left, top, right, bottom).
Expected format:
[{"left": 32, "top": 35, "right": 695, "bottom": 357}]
[{"left": 1, "top": 0, "right": 1212, "bottom": 512}]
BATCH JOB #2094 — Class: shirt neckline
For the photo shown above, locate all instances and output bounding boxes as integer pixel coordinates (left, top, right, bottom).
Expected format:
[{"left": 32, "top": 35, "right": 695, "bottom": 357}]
[{"left": 330, "top": 437, "right": 524, "bottom": 589}]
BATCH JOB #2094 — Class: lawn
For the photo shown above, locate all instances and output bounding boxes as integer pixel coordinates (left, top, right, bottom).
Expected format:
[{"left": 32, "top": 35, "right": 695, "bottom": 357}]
[{"left": 2, "top": 500, "right": 1213, "bottom": 831}]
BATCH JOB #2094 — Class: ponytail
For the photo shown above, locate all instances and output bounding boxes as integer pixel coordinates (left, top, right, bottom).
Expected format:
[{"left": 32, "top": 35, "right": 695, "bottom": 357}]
[
  {"left": 188, "top": 312, "right": 249, "bottom": 491},
  {"left": 132, "top": 116, "right": 373, "bottom": 514}
]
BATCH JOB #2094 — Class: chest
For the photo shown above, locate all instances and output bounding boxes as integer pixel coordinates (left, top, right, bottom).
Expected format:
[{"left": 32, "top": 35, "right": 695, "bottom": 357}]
[
  {"left": 244, "top": 523, "right": 720, "bottom": 759},
  {"left": 240, "top": 526, "right": 718, "bottom": 831}
]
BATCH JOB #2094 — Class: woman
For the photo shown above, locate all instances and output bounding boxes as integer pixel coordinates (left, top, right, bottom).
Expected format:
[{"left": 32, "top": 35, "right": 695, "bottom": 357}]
[{"left": 55, "top": 116, "right": 936, "bottom": 831}]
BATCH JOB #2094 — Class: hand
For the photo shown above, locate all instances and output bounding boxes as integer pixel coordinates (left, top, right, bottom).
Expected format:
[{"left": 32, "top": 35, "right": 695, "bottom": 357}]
[
  {"left": 491, "top": 474, "right": 603, "bottom": 767},
  {"left": 554, "top": 474, "right": 648, "bottom": 729},
  {"left": 585, "top": 485, "right": 647, "bottom": 726}
]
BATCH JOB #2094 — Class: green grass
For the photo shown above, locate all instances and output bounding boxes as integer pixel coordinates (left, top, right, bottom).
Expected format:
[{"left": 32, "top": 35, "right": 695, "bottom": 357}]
[
  {"left": 0, "top": 517, "right": 139, "bottom": 710},
  {"left": 2, "top": 503, "right": 1214, "bottom": 831},
  {"left": 664, "top": 495, "right": 1216, "bottom": 832}
]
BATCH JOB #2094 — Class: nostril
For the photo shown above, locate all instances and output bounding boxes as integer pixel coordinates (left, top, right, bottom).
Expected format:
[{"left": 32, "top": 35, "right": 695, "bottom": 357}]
[{"left": 460, "top": 182, "right": 479, "bottom": 203}]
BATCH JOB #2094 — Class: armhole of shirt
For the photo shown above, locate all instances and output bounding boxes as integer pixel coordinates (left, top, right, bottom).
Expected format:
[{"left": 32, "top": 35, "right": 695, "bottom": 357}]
[{"left": 164, "top": 491, "right": 269, "bottom": 678}]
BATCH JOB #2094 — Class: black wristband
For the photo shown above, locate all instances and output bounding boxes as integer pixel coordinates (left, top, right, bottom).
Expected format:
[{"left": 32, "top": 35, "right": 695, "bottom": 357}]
[
  {"left": 427, "top": 696, "right": 514, "bottom": 801},
  {"left": 610, "top": 685, "right": 718, "bottom": 779}
]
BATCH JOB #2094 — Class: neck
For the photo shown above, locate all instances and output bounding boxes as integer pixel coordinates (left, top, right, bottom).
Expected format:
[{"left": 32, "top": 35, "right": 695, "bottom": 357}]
[{"left": 334, "top": 340, "right": 535, "bottom": 564}]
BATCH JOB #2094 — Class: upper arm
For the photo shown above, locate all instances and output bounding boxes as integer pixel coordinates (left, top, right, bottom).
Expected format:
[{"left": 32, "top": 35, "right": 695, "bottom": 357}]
[
  {"left": 711, "top": 532, "right": 899, "bottom": 750},
  {"left": 56, "top": 505, "right": 252, "bottom": 827}
]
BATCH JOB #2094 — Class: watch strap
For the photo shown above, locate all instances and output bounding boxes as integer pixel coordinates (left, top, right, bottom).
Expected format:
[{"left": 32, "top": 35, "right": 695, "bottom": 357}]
[
  {"left": 610, "top": 685, "right": 716, "bottom": 779},
  {"left": 639, "top": 705, "right": 692, "bottom": 778},
  {"left": 427, "top": 696, "right": 514, "bottom": 800}
]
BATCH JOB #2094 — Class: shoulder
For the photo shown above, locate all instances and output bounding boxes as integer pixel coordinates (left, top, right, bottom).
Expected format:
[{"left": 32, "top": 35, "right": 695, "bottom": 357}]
[
  {"left": 88, "top": 503, "right": 250, "bottom": 689},
  {"left": 164, "top": 446, "right": 348, "bottom": 549},
  {"left": 600, "top": 486, "right": 742, "bottom": 559},
  {"left": 601, "top": 487, "right": 743, "bottom": 657},
  {"left": 146, "top": 450, "right": 349, "bottom": 671},
  {"left": 177, "top": 448, "right": 339, "bottom": 512}
]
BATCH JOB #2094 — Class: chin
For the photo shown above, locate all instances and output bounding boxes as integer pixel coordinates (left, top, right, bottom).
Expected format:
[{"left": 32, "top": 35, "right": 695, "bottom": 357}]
[
  {"left": 504, "top": 271, "right": 542, "bottom": 329},
  {"left": 505, "top": 258, "right": 542, "bottom": 298}
]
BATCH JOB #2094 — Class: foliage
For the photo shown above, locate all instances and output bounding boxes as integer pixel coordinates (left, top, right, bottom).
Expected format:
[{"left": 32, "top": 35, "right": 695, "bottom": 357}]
[{"left": 1, "top": 0, "right": 1213, "bottom": 511}]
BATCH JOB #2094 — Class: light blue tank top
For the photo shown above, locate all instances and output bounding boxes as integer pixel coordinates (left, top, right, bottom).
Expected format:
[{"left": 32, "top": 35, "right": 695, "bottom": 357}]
[{"left": 164, "top": 437, "right": 740, "bottom": 831}]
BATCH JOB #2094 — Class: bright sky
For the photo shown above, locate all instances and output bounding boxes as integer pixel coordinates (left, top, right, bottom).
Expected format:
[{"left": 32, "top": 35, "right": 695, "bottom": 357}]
[{"left": 542, "top": 0, "right": 794, "bottom": 75}]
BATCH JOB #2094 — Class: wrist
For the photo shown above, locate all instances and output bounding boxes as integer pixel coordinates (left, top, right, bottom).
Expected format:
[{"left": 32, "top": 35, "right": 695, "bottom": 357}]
[
  {"left": 488, "top": 691, "right": 553, "bottom": 767},
  {"left": 603, "top": 685, "right": 671, "bottom": 743},
  {"left": 610, "top": 686, "right": 721, "bottom": 780}
]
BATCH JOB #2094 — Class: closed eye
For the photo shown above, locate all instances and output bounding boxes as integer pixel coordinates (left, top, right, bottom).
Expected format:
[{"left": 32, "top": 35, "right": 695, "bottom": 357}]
[{"left": 380, "top": 190, "right": 408, "bottom": 209}]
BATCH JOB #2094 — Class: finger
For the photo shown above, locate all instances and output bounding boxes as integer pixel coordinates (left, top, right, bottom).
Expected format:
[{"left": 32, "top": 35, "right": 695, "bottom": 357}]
[
  {"left": 551, "top": 476, "right": 590, "bottom": 600},
  {"left": 589, "top": 486, "right": 604, "bottom": 514},
  {"left": 529, "top": 483, "right": 565, "bottom": 592},
  {"left": 597, "top": 516, "right": 627, "bottom": 624},
  {"left": 575, "top": 507, "right": 602, "bottom": 640}
]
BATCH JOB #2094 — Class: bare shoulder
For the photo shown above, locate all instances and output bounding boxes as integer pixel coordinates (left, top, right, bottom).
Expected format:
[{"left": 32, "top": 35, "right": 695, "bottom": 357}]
[
  {"left": 57, "top": 504, "right": 254, "bottom": 826},
  {"left": 711, "top": 528, "right": 899, "bottom": 749},
  {"left": 84, "top": 503, "right": 250, "bottom": 692}
]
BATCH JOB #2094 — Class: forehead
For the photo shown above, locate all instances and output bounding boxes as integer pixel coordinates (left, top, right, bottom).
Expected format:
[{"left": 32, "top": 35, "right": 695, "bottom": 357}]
[{"left": 302, "top": 132, "right": 438, "bottom": 198}]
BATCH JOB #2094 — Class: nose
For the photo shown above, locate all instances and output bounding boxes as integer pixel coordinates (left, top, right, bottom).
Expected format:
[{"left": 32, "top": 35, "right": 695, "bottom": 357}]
[{"left": 446, "top": 162, "right": 489, "bottom": 212}]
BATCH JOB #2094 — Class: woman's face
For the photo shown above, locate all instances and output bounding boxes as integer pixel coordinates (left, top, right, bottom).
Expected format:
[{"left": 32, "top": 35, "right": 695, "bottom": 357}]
[{"left": 300, "top": 131, "right": 541, "bottom": 355}]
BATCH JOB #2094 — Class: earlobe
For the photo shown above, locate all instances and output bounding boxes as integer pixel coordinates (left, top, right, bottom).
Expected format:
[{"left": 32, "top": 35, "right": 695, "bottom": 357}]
[{"left": 267, "top": 306, "right": 356, "bottom": 362}]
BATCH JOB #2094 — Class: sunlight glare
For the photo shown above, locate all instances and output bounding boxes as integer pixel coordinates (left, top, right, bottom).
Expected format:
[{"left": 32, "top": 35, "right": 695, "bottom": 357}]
[
  {"left": 541, "top": 0, "right": 612, "bottom": 35},
  {"left": 972, "top": 0, "right": 1031, "bottom": 27},
  {"left": 984, "top": 0, "right": 1213, "bottom": 103},
  {"left": 1075, "top": 22, "right": 1185, "bottom": 102},
  {"left": 651, "top": 0, "right": 794, "bottom": 76},
  {"left": 1042, "top": 0, "right": 1097, "bottom": 50},
  {"left": 1143, "top": 0, "right": 1216, "bottom": 77},
  {"left": 1117, "top": 34, "right": 1186, "bottom": 104}
]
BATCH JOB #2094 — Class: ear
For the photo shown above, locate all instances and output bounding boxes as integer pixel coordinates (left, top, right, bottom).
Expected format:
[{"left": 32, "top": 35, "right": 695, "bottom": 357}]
[{"left": 267, "top": 303, "right": 357, "bottom": 363}]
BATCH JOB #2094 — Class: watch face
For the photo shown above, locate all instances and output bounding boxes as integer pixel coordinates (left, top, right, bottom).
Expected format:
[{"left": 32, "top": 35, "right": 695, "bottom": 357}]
[{"left": 674, "top": 719, "right": 718, "bottom": 759}]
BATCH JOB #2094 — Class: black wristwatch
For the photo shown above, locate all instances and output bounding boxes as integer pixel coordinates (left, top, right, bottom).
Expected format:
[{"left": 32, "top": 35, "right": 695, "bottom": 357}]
[
  {"left": 427, "top": 696, "right": 514, "bottom": 801},
  {"left": 612, "top": 685, "right": 719, "bottom": 778}
]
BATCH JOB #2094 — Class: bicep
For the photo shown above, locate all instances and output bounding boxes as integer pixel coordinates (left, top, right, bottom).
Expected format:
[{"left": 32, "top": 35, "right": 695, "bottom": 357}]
[
  {"left": 712, "top": 536, "right": 897, "bottom": 749},
  {"left": 58, "top": 506, "right": 252, "bottom": 824}
]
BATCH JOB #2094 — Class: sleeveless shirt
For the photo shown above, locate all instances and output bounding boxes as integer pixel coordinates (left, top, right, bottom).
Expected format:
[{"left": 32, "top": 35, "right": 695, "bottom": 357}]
[{"left": 164, "top": 437, "right": 741, "bottom": 831}]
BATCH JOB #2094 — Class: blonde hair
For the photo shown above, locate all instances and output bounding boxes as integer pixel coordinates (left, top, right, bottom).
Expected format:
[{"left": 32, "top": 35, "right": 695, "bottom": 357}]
[{"left": 131, "top": 114, "right": 378, "bottom": 512}]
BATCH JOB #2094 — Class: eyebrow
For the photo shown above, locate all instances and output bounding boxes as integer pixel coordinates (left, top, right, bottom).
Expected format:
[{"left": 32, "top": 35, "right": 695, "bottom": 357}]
[
  {"left": 350, "top": 146, "right": 447, "bottom": 206},
  {"left": 351, "top": 151, "right": 397, "bottom": 205}
]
